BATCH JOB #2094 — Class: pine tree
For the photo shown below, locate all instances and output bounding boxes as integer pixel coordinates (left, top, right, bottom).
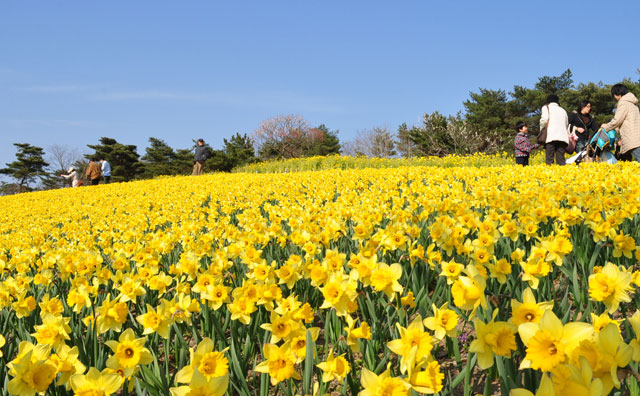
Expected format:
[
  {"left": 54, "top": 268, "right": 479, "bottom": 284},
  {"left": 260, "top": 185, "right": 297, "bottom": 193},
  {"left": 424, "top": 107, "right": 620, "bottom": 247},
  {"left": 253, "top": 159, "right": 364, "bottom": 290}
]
[
  {"left": 223, "top": 133, "right": 257, "bottom": 168},
  {"left": 0, "top": 143, "right": 50, "bottom": 193},
  {"left": 395, "top": 123, "right": 416, "bottom": 158},
  {"left": 308, "top": 124, "right": 341, "bottom": 156},
  {"left": 86, "top": 137, "right": 143, "bottom": 182},
  {"left": 141, "top": 137, "right": 177, "bottom": 177}
]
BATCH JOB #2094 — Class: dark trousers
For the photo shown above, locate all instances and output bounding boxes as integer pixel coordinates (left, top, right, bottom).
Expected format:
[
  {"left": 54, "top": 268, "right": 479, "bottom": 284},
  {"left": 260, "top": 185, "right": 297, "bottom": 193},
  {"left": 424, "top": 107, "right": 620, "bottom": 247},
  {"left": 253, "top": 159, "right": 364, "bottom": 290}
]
[
  {"left": 103, "top": 176, "right": 111, "bottom": 184},
  {"left": 545, "top": 141, "right": 567, "bottom": 165},
  {"left": 619, "top": 147, "right": 640, "bottom": 162},
  {"left": 515, "top": 156, "right": 529, "bottom": 166},
  {"left": 91, "top": 178, "right": 100, "bottom": 186}
]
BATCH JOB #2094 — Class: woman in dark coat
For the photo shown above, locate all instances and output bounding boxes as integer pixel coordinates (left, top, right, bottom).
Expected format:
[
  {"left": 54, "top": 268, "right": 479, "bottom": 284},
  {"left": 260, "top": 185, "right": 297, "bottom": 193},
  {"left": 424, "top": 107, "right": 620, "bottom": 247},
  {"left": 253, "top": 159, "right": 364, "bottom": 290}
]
[{"left": 568, "top": 100, "right": 599, "bottom": 153}]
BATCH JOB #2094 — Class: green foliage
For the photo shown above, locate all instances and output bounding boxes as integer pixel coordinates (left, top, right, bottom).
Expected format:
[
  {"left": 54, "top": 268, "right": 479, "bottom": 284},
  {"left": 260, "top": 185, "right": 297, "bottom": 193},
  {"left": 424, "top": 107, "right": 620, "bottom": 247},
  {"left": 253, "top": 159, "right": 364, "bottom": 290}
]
[
  {"left": 174, "top": 148, "right": 196, "bottom": 175},
  {"left": 0, "top": 143, "right": 49, "bottom": 193},
  {"left": 308, "top": 124, "right": 341, "bottom": 156},
  {"left": 224, "top": 133, "right": 257, "bottom": 169},
  {"left": 141, "top": 137, "right": 178, "bottom": 177},
  {"left": 405, "top": 112, "right": 501, "bottom": 156},
  {"left": 443, "top": 68, "right": 640, "bottom": 155},
  {"left": 0, "top": 181, "right": 21, "bottom": 195},
  {"left": 87, "top": 137, "right": 143, "bottom": 182},
  {"left": 395, "top": 122, "right": 417, "bottom": 158},
  {"left": 207, "top": 149, "right": 234, "bottom": 172},
  {"left": 408, "top": 111, "right": 449, "bottom": 156}
]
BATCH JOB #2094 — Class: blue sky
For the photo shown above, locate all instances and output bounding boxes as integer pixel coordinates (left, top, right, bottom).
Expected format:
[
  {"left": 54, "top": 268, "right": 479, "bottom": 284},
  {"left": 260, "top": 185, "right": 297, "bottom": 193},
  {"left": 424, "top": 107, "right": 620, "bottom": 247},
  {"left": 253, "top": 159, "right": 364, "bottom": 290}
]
[{"left": 1, "top": 1, "right": 639, "bottom": 169}]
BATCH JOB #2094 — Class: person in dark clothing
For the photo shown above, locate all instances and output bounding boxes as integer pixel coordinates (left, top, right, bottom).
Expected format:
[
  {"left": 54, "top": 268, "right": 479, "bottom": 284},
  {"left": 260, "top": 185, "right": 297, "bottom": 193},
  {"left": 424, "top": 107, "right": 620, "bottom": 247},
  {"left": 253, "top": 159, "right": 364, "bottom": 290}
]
[
  {"left": 192, "top": 138, "right": 211, "bottom": 175},
  {"left": 568, "top": 100, "right": 599, "bottom": 153},
  {"left": 514, "top": 121, "right": 539, "bottom": 166}
]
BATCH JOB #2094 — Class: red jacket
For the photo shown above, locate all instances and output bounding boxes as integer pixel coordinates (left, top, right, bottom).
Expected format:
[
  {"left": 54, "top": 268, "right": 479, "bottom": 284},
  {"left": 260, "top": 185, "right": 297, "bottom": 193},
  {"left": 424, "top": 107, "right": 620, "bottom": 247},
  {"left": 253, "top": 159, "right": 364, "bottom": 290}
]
[{"left": 514, "top": 132, "right": 539, "bottom": 157}]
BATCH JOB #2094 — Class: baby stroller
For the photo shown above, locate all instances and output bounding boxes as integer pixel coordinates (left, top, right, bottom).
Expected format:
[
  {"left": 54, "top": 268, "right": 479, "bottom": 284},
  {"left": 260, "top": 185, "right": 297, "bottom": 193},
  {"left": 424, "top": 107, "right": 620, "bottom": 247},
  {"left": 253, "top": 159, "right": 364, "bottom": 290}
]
[{"left": 567, "top": 128, "right": 618, "bottom": 165}]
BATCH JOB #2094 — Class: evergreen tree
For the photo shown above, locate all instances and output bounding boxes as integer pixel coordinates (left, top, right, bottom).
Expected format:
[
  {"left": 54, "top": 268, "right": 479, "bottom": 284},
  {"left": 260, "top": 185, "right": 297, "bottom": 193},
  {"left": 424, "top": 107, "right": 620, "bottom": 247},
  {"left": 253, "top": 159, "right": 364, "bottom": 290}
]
[
  {"left": 395, "top": 122, "right": 417, "bottom": 158},
  {"left": 174, "top": 148, "right": 196, "bottom": 175},
  {"left": 223, "top": 133, "right": 257, "bottom": 168},
  {"left": 141, "top": 137, "right": 177, "bottom": 177},
  {"left": 0, "top": 143, "right": 49, "bottom": 193},
  {"left": 86, "top": 137, "right": 143, "bottom": 182},
  {"left": 308, "top": 124, "right": 341, "bottom": 156},
  {"left": 207, "top": 149, "right": 234, "bottom": 172},
  {"left": 408, "top": 112, "right": 450, "bottom": 156},
  {"left": 463, "top": 88, "right": 515, "bottom": 149}
]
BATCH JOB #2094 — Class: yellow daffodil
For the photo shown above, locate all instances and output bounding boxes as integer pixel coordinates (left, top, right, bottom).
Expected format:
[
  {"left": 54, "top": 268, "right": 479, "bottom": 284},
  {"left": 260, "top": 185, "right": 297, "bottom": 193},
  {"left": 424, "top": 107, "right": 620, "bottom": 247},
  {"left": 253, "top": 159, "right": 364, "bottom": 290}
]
[
  {"left": 175, "top": 338, "right": 229, "bottom": 383},
  {"left": 105, "top": 328, "right": 154, "bottom": 369},
  {"left": 358, "top": 366, "right": 411, "bottom": 396},
  {"left": 423, "top": 303, "right": 458, "bottom": 340},
  {"left": 387, "top": 315, "right": 434, "bottom": 374},
  {"left": 70, "top": 367, "right": 124, "bottom": 396},
  {"left": 518, "top": 311, "right": 593, "bottom": 372},
  {"left": 317, "top": 349, "right": 351, "bottom": 382},
  {"left": 408, "top": 360, "right": 444, "bottom": 394},
  {"left": 370, "top": 262, "right": 404, "bottom": 299},
  {"left": 588, "top": 262, "right": 632, "bottom": 313},
  {"left": 511, "top": 287, "right": 553, "bottom": 327},
  {"left": 255, "top": 342, "right": 301, "bottom": 385},
  {"left": 170, "top": 370, "right": 228, "bottom": 396},
  {"left": 136, "top": 302, "right": 172, "bottom": 339},
  {"left": 469, "top": 316, "right": 517, "bottom": 369},
  {"left": 451, "top": 265, "right": 487, "bottom": 315},
  {"left": 344, "top": 315, "right": 372, "bottom": 353}
]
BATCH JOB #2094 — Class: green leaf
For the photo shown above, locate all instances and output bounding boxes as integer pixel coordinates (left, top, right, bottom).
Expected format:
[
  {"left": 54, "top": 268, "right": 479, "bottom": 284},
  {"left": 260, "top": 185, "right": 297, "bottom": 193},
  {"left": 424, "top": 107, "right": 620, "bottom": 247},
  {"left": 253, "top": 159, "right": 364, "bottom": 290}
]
[
  {"left": 229, "top": 337, "right": 252, "bottom": 396},
  {"left": 302, "top": 329, "right": 315, "bottom": 395}
]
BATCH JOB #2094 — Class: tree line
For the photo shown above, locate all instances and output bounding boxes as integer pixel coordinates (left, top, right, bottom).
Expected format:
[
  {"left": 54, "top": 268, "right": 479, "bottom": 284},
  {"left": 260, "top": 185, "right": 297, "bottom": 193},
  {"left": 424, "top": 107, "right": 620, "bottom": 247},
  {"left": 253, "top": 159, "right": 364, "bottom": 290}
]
[
  {"left": 2, "top": 68, "right": 638, "bottom": 194},
  {"left": 0, "top": 124, "right": 341, "bottom": 194}
]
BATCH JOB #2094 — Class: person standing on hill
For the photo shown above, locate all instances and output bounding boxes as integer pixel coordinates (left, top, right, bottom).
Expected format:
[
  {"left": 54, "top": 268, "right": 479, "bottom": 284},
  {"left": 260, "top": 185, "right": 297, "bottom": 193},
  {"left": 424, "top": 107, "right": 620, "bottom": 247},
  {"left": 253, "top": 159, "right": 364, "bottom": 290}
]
[
  {"left": 568, "top": 100, "right": 599, "bottom": 153},
  {"left": 600, "top": 84, "right": 640, "bottom": 162},
  {"left": 100, "top": 158, "right": 111, "bottom": 184},
  {"left": 540, "top": 94, "right": 570, "bottom": 166},
  {"left": 85, "top": 159, "right": 102, "bottom": 185},
  {"left": 193, "top": 138, "right": 211, "bottom": 176},
  {"left": 61, "top": 166, "right": 81, "bottom": 187}
]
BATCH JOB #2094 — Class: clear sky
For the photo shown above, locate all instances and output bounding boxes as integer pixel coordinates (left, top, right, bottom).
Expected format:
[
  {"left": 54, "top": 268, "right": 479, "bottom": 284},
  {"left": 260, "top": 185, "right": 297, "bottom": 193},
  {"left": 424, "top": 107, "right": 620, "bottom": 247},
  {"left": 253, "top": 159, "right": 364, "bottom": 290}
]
[{"left": 1, "top": 1, "right": 639, "bottom": 169}]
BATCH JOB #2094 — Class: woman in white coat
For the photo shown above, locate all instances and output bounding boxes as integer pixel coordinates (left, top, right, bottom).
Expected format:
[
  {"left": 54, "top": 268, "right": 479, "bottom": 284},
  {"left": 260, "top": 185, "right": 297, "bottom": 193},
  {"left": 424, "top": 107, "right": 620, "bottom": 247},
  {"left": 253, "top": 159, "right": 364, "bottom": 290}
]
[
  {"left": 61, "top": 166, "right": 81, "bottom": 187},
  {"left": 540, "top": 94, "right": 570, "bottom": 165}
]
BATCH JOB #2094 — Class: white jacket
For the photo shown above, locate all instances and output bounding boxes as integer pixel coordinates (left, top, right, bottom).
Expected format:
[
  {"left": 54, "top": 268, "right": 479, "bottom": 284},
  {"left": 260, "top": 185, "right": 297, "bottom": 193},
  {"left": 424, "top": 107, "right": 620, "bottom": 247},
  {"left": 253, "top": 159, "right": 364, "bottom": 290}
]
[
  {"left": 62, "top": 170, "right": 81, "bottom": 187},
  {"left": 540, "top": 103, "right": 569, "bottom": 144}
]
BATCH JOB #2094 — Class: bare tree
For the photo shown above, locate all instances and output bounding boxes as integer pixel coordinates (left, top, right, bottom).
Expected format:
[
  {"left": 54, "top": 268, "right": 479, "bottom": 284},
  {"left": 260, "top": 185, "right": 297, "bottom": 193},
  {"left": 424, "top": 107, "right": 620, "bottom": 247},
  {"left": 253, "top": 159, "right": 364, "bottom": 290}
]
[
  {"left": 253, "top": 114, "right": 325, "bottom": 159},
  {"left": 343, "top": 126, "right": 396, "bottom": 158},
  {"left": 46, "top": 144, "right": 85, "bottom": 188},
  {"left": 47, "top": 144, "right": 84, "bottom": 172}
]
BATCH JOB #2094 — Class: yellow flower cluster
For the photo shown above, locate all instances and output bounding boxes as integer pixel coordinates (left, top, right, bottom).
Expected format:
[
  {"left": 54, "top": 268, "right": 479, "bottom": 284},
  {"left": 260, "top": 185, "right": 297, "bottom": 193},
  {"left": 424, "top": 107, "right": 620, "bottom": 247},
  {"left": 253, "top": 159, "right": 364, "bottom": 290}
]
[
  {"left": 0, "top": 159, "right": 640, "bottom": 395},
  {"left": 234, "top": 152, "right": 547, "bottom": 173}
]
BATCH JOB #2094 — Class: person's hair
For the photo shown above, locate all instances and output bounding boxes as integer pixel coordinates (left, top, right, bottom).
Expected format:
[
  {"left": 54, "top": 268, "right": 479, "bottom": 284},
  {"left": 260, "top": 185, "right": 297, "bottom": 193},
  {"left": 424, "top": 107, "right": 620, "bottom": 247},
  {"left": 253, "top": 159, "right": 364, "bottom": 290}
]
[
  {"left": 515, "top": 121, "right": 527, "bottom": 132},
  {"left": 546, "top": 94, "right": 559, "bottom": 105},
  {"left": 577, "top": 100, "right": 591, "bottom": 114},
  {"left": 611, "top": 84, "right": 629, "bottom": 97},
  {"left": 197, "top": 138, "right": 204, "bottom": 143}
]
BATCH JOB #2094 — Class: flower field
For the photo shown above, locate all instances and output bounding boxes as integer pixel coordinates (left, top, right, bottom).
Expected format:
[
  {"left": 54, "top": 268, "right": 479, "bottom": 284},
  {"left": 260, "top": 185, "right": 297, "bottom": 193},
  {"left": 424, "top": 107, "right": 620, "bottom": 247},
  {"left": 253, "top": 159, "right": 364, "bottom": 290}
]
[
  {"left": 2, "top": 158, "right": 640, "bottom": 396},
  {"left": 232, "top": 152, "right": 547, "bottom": 173}
]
